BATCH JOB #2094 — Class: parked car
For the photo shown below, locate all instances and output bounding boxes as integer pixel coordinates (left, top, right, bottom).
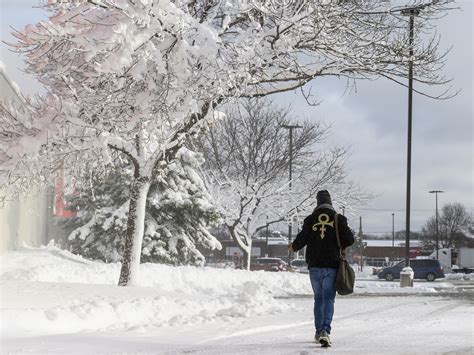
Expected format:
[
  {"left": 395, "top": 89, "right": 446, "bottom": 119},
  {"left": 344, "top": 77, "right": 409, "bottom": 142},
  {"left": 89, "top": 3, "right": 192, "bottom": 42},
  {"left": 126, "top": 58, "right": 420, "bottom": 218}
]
[
  {"left": 377, "top": 259, "right": 444, "bottom": 281},
  {"left": 250, "top": 257, "right": 287, "bottom": 272},
  {"left": 373, "top": 260, "right": 402, "bottom": 275},
  {"left": 290, "top": 259, "right": 308, "bottom": 273}
]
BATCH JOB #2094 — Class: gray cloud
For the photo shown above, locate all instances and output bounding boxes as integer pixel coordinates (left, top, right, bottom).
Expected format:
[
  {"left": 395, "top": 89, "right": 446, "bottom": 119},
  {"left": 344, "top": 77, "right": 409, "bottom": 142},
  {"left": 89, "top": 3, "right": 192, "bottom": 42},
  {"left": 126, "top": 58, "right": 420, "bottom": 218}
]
[{"left": 275, "top": 2, "right": 472, "bottom": 234}]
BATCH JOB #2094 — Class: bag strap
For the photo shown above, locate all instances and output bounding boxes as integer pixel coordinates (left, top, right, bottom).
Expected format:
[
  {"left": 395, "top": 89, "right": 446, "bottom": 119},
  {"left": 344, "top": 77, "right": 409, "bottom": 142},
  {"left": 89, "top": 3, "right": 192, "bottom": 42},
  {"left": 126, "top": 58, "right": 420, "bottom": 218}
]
[{"left": 334, "top": 213, "right": 346, "bottom": 259}]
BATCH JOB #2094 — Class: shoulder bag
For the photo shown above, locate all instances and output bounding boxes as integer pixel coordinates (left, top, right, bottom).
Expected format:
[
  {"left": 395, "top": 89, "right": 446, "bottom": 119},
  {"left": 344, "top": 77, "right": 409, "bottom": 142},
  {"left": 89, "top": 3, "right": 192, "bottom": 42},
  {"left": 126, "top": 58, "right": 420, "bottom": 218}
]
[{"left": 334, "top": 213, "right": 355, "bottom": 295}]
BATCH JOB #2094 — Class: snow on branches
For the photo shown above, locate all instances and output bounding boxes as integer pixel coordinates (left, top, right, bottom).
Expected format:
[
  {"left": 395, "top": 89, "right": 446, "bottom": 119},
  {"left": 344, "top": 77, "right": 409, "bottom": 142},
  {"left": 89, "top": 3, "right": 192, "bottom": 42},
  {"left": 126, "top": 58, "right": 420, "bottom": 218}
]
[
  {"left": 2, "top": 0, "right": 453, "bottom": 191},
  {"left": 194, "top": 99, "right": 368, "bottom": 269},
  {"left": 65, "top": 147, "right": 221, "bottom": 266},
  {"left": 15, "top": 0, "right": 453, "bottom": 131},
  {"left": 1, "top": 0, "right": 452, "bottom": 284}
]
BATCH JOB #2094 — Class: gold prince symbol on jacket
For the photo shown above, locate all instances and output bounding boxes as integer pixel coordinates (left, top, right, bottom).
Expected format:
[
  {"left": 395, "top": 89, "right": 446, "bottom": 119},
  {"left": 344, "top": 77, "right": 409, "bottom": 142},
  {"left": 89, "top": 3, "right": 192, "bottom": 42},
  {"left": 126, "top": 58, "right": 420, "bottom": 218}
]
[{"left": 311, "top": 214, "right": 334, "bottom": 239}]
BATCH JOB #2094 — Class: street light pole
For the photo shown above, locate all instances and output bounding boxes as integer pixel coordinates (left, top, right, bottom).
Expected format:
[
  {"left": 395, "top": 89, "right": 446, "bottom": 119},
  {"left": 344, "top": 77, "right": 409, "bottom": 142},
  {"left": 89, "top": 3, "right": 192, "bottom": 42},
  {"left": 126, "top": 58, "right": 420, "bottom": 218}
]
[
  {"left": 401, "top": 7, "right": 420, "bottom": 267},
  {"left": 265, "top": 216, "right": 269, "bottom": 257},
  {"left": 281, "top": 124, "right": 302, "bottom": 265},
  {"left": 429, "top": 190, "right": 444, "bottom": 259},
  {"left": 392, "top": 213, "right": 395, "bottom": 248},
  {"left": 359, "top": 216, "right": 364, "bottom": 272}
]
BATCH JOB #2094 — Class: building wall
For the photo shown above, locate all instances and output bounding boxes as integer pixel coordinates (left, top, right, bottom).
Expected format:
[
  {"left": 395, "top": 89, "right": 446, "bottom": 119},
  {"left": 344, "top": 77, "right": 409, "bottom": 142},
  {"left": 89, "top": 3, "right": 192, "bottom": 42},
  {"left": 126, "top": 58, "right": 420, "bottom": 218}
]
[
  {"left": 0, "top": 190, "right": 51, "bottom": 253},
  {"left": 0, "top": 64, "right": 51, "bottom": 254},
  {"left": 365, "top": 246, "right": 406, "bottom": 259}
]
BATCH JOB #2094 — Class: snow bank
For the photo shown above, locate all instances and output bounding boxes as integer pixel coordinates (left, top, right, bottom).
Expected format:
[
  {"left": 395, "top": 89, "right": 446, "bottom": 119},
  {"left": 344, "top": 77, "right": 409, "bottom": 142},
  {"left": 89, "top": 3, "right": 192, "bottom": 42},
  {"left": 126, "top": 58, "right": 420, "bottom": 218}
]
[
  {"left": 0, "top": 246, "right": 308, "bottom": 337},
  {"left": 0, "top": 244, "right": 312, "bottom": 296},
  {"left": 1, "top": 280, "right": 295, "bottom": 337},
  {"left": 445, "top": 272, "right": 474, "bottom": 281},
  {"left": 0, "top": 245, "right": 118, "bottom": 284},
  {"left": 0, "top": 245, "right": 452, "bottom": 338},
  {"left": 355, "top": 280, "right": 437, "bottom": 294}
]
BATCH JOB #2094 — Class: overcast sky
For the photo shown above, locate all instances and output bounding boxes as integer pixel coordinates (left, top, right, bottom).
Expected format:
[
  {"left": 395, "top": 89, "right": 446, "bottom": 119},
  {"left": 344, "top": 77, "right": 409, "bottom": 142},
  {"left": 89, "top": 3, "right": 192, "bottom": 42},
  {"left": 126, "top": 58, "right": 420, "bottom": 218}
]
[{"left": 1, "top": 0, "right": 472, "bottom": 236}]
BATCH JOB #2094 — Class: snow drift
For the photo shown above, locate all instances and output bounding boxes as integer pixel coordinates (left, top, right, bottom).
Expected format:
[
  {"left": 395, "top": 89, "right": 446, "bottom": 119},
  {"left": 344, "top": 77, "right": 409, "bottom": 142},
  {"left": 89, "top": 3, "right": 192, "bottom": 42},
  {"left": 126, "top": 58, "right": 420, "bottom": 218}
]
[
  {"left": 0, "top": 245, "right": 309, "bottom": 337},
  {"left": 0, "top": 244, "right": 450, "bottom": 338}
]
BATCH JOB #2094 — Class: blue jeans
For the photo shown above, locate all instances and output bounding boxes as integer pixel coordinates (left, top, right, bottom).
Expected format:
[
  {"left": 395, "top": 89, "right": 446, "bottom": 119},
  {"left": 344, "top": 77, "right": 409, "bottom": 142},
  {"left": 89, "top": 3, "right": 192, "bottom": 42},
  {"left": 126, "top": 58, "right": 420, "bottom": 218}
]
[{"left": 309, "top": 267, "right": 337, "bottom": 335}]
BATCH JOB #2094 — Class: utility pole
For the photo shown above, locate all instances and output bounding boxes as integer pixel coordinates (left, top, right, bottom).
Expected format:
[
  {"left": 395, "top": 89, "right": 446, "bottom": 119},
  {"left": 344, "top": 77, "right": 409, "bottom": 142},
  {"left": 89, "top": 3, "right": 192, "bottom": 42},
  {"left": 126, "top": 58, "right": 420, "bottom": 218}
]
[
  {"left": 281, "top": 124, "right": 302, "bottom": 266},
  {"left": 359, "top": 216, "right": 364, "bottom": 272},
  {"left": 392, "top": 213, "right": 395, "bottom": 248},
  {"left": 401, "top": 7, "right": 420, "bottom": 268},
  {"left": 429, "top": 190, "right": 444, "bottom": 259},
  {"left": 265, "top": 216, "right": 269, "bottom": 257}
]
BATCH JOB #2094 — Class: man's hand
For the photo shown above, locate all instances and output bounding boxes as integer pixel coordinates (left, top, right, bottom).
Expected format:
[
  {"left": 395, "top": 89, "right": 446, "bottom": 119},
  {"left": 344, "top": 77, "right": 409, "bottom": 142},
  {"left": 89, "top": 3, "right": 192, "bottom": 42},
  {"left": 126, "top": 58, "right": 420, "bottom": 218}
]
[{"left": 288, "top": 243, "right": 294, "bottom": 252}]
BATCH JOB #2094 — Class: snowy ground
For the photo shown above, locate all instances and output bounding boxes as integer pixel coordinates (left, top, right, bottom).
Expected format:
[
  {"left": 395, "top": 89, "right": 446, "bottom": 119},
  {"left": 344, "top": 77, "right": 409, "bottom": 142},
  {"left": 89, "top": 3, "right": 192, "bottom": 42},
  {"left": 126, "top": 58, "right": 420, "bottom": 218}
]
[{"left": 1, "top": 245, "right": 473, "bottom": 354}]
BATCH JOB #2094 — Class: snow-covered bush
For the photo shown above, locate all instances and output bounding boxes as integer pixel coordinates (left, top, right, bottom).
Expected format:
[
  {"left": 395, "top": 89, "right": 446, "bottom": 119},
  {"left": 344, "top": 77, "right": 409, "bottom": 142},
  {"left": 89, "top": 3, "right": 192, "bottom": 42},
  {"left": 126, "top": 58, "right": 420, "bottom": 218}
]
[{"left": 65, "top": 148, "right": 221, "bottom": 265}]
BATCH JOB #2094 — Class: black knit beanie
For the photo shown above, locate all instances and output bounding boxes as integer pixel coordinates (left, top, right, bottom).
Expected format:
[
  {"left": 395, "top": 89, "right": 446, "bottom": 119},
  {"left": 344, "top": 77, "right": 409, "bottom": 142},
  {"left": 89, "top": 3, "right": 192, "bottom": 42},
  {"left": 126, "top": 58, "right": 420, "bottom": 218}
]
[{"left": 316, "top": 190, "right": 332, "bottom": 206}]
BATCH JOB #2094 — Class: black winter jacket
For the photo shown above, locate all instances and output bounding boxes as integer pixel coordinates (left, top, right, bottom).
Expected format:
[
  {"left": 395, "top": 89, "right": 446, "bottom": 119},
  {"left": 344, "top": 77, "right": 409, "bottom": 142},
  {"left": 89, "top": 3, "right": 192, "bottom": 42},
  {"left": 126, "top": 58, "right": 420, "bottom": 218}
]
[{"left": 292, "top": 206, "right": 354, "bottom": 269}]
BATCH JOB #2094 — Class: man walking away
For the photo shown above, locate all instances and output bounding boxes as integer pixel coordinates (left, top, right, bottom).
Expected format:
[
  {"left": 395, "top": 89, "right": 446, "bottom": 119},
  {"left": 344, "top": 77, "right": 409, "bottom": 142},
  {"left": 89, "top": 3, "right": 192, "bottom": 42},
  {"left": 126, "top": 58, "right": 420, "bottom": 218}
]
[{"left": 288, "top": 190, "right": 354, "bottom": 347}]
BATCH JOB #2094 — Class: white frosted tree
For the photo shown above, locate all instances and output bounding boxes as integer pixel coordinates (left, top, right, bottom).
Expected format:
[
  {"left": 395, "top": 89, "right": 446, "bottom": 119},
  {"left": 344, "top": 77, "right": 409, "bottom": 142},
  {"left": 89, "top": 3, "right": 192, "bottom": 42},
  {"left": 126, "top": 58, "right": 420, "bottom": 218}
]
[
  {"left": 0, "top": 0, "right": 452, "bottom": 284},
  {"left": 194, "top": 99, "right": 368, "bottom": 270}
]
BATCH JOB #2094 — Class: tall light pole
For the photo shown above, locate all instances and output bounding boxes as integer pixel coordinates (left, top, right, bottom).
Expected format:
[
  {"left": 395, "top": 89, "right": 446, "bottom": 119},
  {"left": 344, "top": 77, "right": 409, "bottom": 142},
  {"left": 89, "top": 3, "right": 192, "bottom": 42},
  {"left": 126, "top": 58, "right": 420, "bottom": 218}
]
[
  {"left": 281, "top": 124, "right": 302, "bottom": 265},
  {"left": 265, "top": 216, "right": 269, "bottom": 257},
  {"left": 429, "top": 190, "right": 444, "bottom": 259},
  {"left": 392, "top": 213, "right": 395, "bottom": 248},
  {"left": 359, "top": 216, "right": 364, "bottom": 272},
  {"left": 401, "top": 7, "right": 420, "bottom": 267}
]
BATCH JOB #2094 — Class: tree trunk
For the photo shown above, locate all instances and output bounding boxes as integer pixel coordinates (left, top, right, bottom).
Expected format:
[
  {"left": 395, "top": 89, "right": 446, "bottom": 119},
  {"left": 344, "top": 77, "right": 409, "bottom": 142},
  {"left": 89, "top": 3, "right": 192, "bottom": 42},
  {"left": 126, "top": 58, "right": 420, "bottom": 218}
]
[
  {"left": 118, "top": 175, "right": 151, "bottom": 286},
  {"left": 243, "top": 241, "right": 252, "bottom": 271},
  {"left": 227, "top": 225, "right": 253, "bottom": 271}
]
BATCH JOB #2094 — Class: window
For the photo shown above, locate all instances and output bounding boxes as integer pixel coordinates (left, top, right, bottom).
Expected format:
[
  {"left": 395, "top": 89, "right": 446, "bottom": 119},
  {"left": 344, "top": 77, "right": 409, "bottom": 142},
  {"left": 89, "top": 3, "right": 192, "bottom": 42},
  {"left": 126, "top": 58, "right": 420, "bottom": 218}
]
[
  {"left": 410, "top": 260, "right": 421, "bottom": 267},
  {"left": 411, "top": 259, "right": 437, "bottom": 267}
]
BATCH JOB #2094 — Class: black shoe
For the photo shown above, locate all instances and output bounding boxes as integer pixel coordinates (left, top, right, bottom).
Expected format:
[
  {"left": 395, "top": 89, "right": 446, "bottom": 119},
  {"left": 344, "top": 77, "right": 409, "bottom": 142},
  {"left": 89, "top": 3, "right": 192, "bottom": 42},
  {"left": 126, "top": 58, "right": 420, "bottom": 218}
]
[
  {"left": 314, "top": 333, "right": 320, "bottom": 342},
  {"left": 319, "top": 330, "right": 331, "bottom": 347}
]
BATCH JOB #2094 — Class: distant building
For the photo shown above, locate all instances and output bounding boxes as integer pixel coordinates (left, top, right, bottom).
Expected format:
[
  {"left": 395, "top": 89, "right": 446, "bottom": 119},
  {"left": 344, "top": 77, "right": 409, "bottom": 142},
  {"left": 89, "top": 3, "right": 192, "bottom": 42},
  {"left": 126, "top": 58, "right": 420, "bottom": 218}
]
[{"left": 361, "top": 239, "right": 423, "bottom": 266}]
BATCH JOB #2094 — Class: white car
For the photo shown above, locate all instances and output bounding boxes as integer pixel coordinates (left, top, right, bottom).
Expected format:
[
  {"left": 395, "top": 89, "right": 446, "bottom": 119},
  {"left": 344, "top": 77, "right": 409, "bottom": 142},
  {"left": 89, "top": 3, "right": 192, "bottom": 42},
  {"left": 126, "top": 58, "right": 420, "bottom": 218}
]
[{"left": 290, "top": 259, "right": 308, "bottom": 273}]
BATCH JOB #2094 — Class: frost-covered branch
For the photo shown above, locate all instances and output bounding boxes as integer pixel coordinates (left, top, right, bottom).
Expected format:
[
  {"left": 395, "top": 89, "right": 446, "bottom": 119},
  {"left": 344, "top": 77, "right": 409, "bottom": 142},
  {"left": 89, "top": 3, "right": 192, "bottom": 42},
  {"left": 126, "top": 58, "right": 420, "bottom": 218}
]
[
  {"left": 194, "top": 98, "right": 368, "bottom": 268},
  {"left": 1, "top": 0, "right": 452, "bottom": 282}
]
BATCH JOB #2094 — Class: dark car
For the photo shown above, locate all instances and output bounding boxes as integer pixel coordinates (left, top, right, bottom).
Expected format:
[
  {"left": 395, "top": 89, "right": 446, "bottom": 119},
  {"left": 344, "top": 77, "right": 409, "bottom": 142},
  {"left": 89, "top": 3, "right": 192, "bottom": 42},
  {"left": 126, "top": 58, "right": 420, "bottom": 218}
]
[
  {"left": 250, "top": 257, "right": 287, "bottom": 272},
  {"left": 378, "top": 259, "right": 444, "bottom": 281}
]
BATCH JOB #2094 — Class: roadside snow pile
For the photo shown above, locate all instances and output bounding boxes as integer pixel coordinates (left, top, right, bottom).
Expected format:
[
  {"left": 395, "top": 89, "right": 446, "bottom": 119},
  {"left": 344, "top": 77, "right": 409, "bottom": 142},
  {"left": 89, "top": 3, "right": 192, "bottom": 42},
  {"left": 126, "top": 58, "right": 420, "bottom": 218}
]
[
  {"left": 0, "top": 245, "right": 448, "bottom": 337},
  {"left": 1, "top": 280, "right": 293, "bottom": 337},
  {"left": 0, "top": 245, "right": 308, "bottom": 337},
  {"left": 355, "top": 280, "right": 437, "bottom": 294},
  {"left": 0, "top": 244, "right": 312, "bottom": 296},
  {"left": 0, "top": 245, "right": 118, "bottom": 284},
  {"left": 445, "top": 272, "right": 474, "bottom": 281}
]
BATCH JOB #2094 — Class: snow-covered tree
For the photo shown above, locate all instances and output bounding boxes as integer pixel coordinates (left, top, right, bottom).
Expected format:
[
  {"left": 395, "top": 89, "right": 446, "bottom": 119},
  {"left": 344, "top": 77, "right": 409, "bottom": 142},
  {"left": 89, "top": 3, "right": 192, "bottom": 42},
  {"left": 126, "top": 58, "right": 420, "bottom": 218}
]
[
  {"left": 194, "top": 99, "right": 367, "bottom": 269},
  {"left": 421, "top": 203, "right": 474, "bottom": 249},
  {"left": 59, "top": 162, "right": 131, "bottom": 262},
  {"left": 0, "top": 0, "right": 452, "bottom": 284},
  {"left": 64, "top": 147, "right": 221, "bottom": 265}
]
